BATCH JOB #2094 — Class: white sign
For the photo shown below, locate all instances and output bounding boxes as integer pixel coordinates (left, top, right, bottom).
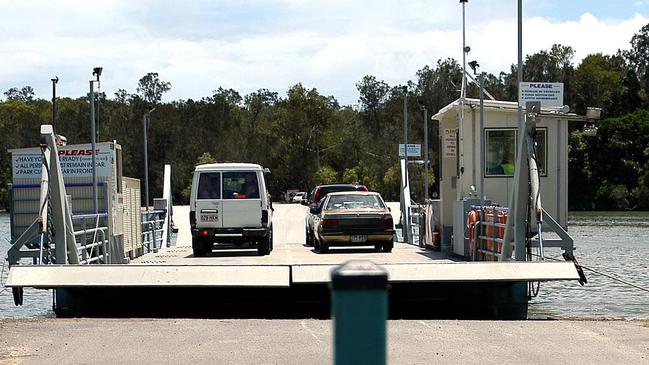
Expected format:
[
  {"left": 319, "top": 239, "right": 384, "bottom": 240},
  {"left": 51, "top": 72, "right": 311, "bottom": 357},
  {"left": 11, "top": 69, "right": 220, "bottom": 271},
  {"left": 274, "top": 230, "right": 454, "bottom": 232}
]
[
  {"left": 518, "top": 82, "right": 564, "bottom": 107},
  {"left": 443, "top": 129, "right": 457, "bottom": 158},
  {"left": 12, "top": 143, "right": 114, "bottom": 179},
  {"left": 399, "top": 144, "right": 421, "bottom": 157}
]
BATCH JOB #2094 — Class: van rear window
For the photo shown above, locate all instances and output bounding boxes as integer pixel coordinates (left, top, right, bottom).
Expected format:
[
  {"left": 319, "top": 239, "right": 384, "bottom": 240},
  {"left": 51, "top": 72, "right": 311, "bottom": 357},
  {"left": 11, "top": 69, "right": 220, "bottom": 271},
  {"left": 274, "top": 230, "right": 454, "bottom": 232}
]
[
  {"left": 223, "top": 172, "right": 259, "bottom": 199},
  {"left": 197, "top": 173, "right": 221, "bottom": 199}
]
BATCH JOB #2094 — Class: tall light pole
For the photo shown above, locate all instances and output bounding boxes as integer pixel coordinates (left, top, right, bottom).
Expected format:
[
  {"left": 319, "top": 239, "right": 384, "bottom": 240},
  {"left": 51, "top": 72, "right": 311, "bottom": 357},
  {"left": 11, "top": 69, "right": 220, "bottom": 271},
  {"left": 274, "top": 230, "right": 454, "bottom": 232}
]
[
  {"left": 89, "top": 67, "right": 102, "bottom": 214},
  {"left": 143, "top": 107, "right": 156, "bottom": 210},
  {"left": 418, "top": 101, "right": 429, "bottom": 201},
  {"left": 401, "top": 86, "right": 410, "bottom": 244},
  {"left": 51, "top": 76, "right": 58, "bottom": 131}
]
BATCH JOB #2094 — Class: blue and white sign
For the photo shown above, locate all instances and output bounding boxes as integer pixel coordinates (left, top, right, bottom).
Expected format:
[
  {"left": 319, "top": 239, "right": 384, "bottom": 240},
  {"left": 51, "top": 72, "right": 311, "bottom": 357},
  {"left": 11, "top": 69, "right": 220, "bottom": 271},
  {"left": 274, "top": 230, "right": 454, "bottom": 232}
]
[
  {"left": 519, "top": 82, "right": 564, "bottom": 107},
  {"left": 399, "top": 144, "right": 421, "bottom": 157}
]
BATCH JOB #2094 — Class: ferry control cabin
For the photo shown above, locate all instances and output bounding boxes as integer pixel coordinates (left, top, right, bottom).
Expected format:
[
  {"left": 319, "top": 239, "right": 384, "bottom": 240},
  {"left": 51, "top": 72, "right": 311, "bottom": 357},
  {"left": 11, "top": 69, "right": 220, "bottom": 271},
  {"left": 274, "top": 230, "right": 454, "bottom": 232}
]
[{"left": 432, "top": 98, "right": 587, "bottom": 259}]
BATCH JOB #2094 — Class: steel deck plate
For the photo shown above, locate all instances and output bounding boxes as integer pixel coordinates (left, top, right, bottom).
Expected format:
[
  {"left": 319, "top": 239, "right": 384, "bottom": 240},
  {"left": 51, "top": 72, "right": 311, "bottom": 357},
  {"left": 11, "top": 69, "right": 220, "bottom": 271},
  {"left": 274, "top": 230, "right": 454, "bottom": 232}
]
[
  {"left": 291, "top": 262, "right": 580, "bottom": 284},
  {"left": 6, "top": 265, "right": 290, "bottom": 288}
]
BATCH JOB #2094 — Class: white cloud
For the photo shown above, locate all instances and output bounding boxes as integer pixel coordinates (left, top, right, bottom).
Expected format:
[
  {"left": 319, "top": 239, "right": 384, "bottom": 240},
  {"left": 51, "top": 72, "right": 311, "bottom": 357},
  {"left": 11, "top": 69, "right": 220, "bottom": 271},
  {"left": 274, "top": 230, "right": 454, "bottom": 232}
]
[{"left": 0, "top": 1, "right": 647, "bottom": 105}]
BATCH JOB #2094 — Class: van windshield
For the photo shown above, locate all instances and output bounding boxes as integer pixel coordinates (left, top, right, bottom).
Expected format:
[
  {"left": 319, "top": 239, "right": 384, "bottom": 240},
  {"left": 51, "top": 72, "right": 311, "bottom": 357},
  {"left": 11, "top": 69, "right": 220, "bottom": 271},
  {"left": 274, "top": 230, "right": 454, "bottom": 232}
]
[
  {"left": 223, "top": 172, "right": 260, "bottom": 199},
  {"left": 197, "top": 172, "right": 221, "bottom": 199}
]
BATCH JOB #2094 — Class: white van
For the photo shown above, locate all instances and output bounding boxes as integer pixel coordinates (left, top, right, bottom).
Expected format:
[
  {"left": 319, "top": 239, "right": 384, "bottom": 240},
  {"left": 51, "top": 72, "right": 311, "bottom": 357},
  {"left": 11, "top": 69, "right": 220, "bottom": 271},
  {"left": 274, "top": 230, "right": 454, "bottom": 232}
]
[{"left": 189, "top": 163, "right": 273, "bottom": 256}]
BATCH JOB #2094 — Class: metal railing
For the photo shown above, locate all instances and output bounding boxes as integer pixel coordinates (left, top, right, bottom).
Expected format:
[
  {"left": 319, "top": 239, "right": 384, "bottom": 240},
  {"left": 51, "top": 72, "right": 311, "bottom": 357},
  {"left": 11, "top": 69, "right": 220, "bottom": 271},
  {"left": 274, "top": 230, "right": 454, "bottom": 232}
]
[
  {"left": 142, "top": 210, "right": 166, "bottom": 253},
  {"left": 72, "top": 213, "right": 109, "bottom": 264}
]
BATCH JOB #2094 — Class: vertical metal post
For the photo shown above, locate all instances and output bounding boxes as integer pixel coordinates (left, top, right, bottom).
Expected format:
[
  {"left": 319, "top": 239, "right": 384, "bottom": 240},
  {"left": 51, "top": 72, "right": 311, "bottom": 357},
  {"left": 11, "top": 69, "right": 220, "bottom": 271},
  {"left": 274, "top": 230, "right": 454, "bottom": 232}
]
[
  {"left": 461, "top": 0, "right": 468, "bottom": 99},
  {"left": 503, "top": 0, "right": 528, "bottom": 261},
  {"left": 423, "top": 107, "right": 429, "bottom": 201},
  {"left": 401, "top": 86, "right": 410, "bottom": 244},
  {"left": 479, "top": 72, "right": 485, "bottom": 207},
  {"left": 143, "top": 113, "right": 149, "bottom": 210},
  {"left": 89, "top": 81, "right": 98, "bottom": 214},
  {"left": 331, "top": 261, "right": 388, "bottom": 365},
  {"left": 51, "top": 77, "right": 58, "bottom": 131},
  {"left": 514, "top": 0, "right": 527, "bottom": 261},
  {"left": 8, "top": 183, "right": 15, "bottom": 241}
]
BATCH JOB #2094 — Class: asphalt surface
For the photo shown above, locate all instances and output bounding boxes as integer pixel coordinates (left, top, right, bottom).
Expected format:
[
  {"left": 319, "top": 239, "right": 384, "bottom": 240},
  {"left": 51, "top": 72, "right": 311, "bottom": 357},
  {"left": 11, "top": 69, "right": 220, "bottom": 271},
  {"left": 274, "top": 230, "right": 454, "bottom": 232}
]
[{"left": 1, "top": 318, "right": 647, "bottom": 364}]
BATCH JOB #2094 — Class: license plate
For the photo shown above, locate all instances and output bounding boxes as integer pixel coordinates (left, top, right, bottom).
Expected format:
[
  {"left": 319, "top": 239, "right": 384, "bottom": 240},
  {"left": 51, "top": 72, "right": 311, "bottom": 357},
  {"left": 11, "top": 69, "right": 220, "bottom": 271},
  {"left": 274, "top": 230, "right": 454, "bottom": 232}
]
[
  {"left": 201, "top": 214, "right": 219, "bottom": 222},
  {"left": 350, "top": 235, "right": 367, "bottom": 243}
]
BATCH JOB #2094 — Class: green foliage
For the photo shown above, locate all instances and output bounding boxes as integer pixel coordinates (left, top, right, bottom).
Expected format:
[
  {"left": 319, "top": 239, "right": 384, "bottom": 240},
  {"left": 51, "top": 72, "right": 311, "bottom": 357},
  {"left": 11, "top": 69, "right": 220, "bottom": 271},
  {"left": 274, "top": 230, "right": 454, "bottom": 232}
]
[
  {"left": 314, "top": 165, "right": 338, "bottom": 185},
  {"left": 342, "top": 167, "right": 359, "bottom": 184},
  {"left": 196, "top": 152, "right": 217, "bottom": 165},
  {"left": 3, "top": 86, "right": 35, "bottom": 103},
  {"left": 595, "top": 183, "right": 631, "bottom": 210},
  {"left": 137, "top": 72, "right": 171, "bottom": 104},
  {"left": 3, "top": 24, "right": 649, "bottom": 211}
]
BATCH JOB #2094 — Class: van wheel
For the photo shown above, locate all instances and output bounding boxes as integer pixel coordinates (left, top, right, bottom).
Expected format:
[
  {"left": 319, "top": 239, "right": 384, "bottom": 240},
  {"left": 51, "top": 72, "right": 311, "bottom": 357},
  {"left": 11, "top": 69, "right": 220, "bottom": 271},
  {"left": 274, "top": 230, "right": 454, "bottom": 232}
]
[
  {"left": 382, "top": 240, "right": 394, "bottom": 253},
  {"left": 192, "top": 238, "right": 210, "bottom": 257},
  {"left": 258, "top": 230, "right": 272, "bottom": 256}
]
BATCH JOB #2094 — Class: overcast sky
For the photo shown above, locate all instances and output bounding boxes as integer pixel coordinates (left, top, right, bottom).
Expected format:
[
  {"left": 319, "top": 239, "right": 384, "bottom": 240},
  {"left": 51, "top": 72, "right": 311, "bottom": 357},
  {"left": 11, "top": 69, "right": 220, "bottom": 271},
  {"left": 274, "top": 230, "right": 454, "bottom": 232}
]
[{"left": 1, "top": 0, "right": 648, "bottom": 105}]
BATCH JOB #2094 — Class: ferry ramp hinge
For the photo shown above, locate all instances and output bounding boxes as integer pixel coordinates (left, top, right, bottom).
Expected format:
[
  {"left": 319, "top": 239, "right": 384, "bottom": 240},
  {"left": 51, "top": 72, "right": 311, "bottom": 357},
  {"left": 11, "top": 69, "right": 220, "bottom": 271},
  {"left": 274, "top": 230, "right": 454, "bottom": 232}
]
[
  {"left": 563, "top": 252, "right": 587, "bottom": 286},
  {"left": 12, "top": 287, "right": 24, "bottom": 306}
]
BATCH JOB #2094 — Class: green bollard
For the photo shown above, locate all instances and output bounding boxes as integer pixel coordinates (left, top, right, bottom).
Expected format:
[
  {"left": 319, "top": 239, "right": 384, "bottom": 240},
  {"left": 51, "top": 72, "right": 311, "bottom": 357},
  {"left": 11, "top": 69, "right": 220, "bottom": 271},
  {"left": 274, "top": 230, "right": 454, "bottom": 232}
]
[{"left": 331, "top": 260, "right": 388, "bottom": 365}]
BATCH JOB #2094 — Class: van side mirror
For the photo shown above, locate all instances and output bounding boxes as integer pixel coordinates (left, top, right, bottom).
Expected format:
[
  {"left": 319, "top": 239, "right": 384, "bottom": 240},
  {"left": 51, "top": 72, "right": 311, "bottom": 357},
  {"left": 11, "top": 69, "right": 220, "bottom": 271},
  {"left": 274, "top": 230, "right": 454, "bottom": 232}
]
[{"left": 263, "top": 168, "right": 271, "bottom": 174}]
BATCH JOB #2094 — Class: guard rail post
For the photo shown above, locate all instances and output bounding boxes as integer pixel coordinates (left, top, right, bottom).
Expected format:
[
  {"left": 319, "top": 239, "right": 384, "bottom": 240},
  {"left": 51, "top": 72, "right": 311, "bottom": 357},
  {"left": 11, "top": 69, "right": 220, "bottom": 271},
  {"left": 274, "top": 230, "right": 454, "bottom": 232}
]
[{"left": 331, "top": 260, "right": 388, "bottom": 365}]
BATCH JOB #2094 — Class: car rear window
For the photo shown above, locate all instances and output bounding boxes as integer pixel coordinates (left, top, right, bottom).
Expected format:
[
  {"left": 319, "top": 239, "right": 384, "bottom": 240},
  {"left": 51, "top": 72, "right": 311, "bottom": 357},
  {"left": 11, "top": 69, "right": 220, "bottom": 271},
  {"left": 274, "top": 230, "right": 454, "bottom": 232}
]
[
  {"left": 325, "top": 194, "right": 384, "bottom": 210},
  {"left": 315, "top": 185, "right": 367, "bottom": 203},
  {"left": 223, "top": 171, "right": 260, "bottom": 199},
  {"left": 197, "top": 172, "right": 221, "bottom": 199}
]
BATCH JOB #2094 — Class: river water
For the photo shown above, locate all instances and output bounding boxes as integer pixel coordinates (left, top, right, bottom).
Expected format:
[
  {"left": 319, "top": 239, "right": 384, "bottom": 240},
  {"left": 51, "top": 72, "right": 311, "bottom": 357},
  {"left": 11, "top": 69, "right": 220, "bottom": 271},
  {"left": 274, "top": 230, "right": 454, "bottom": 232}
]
[{"left": 1, "top": 212, "right": 648, "bottom": 319}]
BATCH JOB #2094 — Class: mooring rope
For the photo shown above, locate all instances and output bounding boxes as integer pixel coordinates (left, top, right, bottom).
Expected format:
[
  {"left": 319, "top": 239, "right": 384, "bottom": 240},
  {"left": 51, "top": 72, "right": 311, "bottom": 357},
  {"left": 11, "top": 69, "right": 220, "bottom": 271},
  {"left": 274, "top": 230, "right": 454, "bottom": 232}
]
[{"left": 532, "top": 253, "right": 649, "bottom": 293}]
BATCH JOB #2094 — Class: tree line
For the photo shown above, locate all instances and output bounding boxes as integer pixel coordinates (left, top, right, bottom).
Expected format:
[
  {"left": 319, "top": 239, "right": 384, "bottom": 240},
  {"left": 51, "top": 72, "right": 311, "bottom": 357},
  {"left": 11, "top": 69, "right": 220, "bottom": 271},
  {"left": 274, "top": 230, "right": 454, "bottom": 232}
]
[{"left": 2, "top": 24, "right": 649, "bottom": 211}]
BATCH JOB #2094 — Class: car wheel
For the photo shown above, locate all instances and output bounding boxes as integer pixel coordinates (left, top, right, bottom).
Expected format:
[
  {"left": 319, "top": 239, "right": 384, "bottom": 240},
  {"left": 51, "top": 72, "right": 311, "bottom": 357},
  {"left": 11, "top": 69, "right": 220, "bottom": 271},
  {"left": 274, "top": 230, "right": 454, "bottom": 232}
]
[
  {"left": 319, "top": 241, "right": 329, "bottom": 253},
  {"left": 374, "top": 243, "right": 382, "bottom": 252},
  {"left": 382, "top": 240, "right": 394, "bottom": 253}
]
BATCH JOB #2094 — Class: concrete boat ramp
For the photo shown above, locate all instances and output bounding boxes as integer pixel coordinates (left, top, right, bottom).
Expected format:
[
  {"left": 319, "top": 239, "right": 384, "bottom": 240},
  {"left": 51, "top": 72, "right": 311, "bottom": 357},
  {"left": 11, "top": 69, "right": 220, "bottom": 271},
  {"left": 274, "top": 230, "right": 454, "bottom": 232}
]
[{"left": 7, "top": 204, "right": 579, "bottom": 318}]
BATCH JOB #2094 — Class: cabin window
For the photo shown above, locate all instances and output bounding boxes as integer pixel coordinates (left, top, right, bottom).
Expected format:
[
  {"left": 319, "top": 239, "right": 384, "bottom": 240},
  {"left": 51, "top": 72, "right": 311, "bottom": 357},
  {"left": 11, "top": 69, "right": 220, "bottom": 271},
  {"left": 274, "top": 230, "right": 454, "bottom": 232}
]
[
  {"left": 485, "top": 129, "right": 516, "bottom": 177},
  {"left": 484, "top": 128, "right": 547, "bottom": 177}
]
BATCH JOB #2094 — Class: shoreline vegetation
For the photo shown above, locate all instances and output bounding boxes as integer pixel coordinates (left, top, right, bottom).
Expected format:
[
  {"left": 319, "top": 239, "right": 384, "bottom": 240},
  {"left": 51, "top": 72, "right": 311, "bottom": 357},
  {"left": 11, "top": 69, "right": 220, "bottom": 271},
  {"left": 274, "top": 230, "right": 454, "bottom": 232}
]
[{"left": 2, "top": 25, "right": 649, "bottom": 210}]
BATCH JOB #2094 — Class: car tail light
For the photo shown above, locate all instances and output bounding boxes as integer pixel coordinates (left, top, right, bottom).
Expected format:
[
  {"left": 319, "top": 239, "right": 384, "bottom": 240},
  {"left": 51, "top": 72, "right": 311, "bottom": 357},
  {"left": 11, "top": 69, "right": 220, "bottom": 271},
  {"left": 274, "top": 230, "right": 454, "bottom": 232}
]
[
  {"left": 360, "top": 185, "right": 368, "bottom": 191},
  {"left": 199, "top": 229, "right": 210, "bottom": 237},
  {"left": 321, "top": 219, "right": 338, "bottom": 227},
  {"left": 190, "top": 211, "right": 196, "bottom": 226},
  {"left": 379, "top": 216, "right": 393, "bottom": 228}
]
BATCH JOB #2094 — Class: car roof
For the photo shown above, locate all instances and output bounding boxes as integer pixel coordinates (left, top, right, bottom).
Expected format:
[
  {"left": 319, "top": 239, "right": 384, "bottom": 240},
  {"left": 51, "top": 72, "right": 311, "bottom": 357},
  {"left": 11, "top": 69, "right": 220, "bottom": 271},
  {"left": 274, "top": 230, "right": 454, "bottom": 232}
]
[
  {"left": 326, "top": 191, "right": 380, "bottom": 197},
  {"left": 195, "top": 163, "right": 263, "bottom": 171},
  {"left": 316, "top": 184, "right": 365, "bottom": 189}
]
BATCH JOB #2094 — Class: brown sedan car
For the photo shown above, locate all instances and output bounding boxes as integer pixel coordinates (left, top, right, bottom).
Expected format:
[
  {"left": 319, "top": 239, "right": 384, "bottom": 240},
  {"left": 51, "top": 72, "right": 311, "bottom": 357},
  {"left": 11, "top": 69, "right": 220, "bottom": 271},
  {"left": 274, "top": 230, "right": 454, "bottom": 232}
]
[{"left": 311, "top": 191, "right": 395, "bottom": 253}]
